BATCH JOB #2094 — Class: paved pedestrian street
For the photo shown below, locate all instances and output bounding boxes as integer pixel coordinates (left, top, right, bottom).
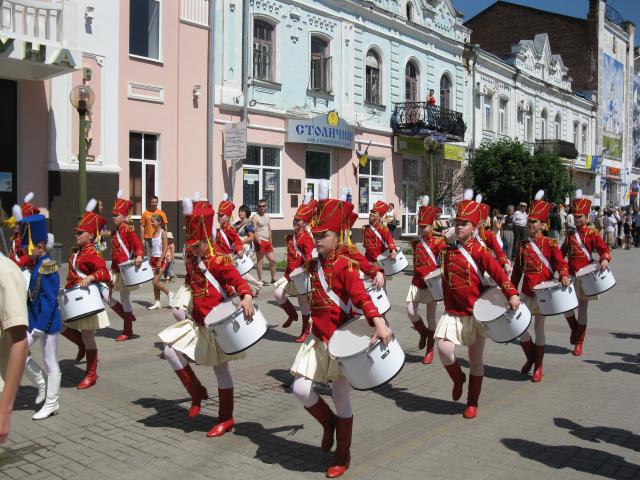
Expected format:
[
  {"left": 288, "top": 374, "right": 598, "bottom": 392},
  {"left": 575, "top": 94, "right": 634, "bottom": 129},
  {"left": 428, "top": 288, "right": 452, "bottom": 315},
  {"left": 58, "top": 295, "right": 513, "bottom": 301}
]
[{"left": 2, "top": 247, "right": 640, "bottom": 480}]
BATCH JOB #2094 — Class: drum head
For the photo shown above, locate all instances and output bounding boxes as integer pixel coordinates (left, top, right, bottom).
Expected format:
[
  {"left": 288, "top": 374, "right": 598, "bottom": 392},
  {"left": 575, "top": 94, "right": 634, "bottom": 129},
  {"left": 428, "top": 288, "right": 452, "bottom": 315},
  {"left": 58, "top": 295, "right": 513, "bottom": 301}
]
[
  {"left": 533, "top": 280, "right": 560, "bottom": 290},
  {"left": 576, "top": 263, "right": 599, "bottom": 277},
  {"left": 473, "top": 287, "right": 508, "bottom": 322},
  {"left": 328, "top": 317, "right": 374, "bottom": 358},
  {"left": 425, "top": 268, "right": 442, "bottom": 280}
]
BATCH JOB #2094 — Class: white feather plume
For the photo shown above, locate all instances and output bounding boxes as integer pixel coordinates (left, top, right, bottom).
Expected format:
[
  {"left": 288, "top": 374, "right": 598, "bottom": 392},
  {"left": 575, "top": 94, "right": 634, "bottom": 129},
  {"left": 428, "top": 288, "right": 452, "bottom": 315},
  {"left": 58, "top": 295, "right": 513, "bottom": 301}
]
[
  {"left": 116, "top": 189, "right": 123, "bottom": 199},
  {"left": 12, "top": 204, "right": 22, "bottom": 222},
  {"left": 223, "top": 193, "right": 228, "bottom": 201},
  {"left": 475, "top": 194, "right": 483, "bottom": 203},
  {"left": 422, "top": 195, "right": 429, "bottom": 207},
  {"left": 303, "top": 190, "right": 312, "bottom": 205},
  {"left": 46, "top": 233, "right": 55, "bottom": 250},
  {"left": 463, "top": 189, "right": 474, "bottom": 201},
  {"left": 319, "top": 179, "right": 330, "bottom": 201},
  {"left": 194, "top": 191, "right": 201, "bottom": 201},
  {"left": 24, "top": 192, "right": 34, "bottom": 203},
  {"left": 575, "top": 189, "right": 583, "bottom": 199},
  {"left": 534, "top": 189, "right": 544, "bottom": 201},
  {"left": 182, "top": 197, "right": 193, "bottom": 216},
  {"left": 339, "top": 193, "right": 347, "bottom": 202},
  {"left": 86, "top": 198, "right": 97, "bottom": 213}
]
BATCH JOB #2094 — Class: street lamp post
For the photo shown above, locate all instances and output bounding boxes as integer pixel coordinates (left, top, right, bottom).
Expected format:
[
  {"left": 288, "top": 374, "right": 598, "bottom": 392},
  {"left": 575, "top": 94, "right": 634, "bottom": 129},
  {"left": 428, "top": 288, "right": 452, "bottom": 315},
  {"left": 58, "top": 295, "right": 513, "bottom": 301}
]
[
  {"left": 423, "top": 136, "right": 440, "bottom": 205},
  {"left": 69, "top": 84, "right": 95, "bottom": 217}
]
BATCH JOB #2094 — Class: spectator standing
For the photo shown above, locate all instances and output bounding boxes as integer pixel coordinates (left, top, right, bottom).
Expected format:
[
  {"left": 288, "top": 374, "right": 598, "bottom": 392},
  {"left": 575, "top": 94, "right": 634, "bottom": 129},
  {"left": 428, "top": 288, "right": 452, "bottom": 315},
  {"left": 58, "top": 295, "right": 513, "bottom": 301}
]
[
  {"left": 635, "top": 209, "right": 640, "bottom": 247},
  {"left": 147, "top": 214, "right": 173, "bottom": 310},
  {"left": 163, "top": 232, "right": 176, "bottom": 282},
  {"left": 603, "top": 210, "right": 617, "bottom": 249},
  {"left": 548, "top": 206, "right": 562, "bottom": 244},
  {"left": 502, "top": 205, "right": 515, "bottom": 260},
  {"left": 623, "top": 216, "right": 632, "bottom": 250},
  {"left": 252, "top": 199, "right": 277, "bottom": 285},
  {"left": 426, "top": 89, "right": 436, "bottom": 105},
  {"left": 566, "top": 207, "right": 576, "bottom": 236},
  {"left": 384, "top": 202, "right": 399, "bottom": 237},
  {"left": 513, "top": 201, "right": 528, "bottom": 253},
  {"left": 559, "top": 204, "right": 567, "bottom": 233},
  {"left": 235, "top": 205, "right": 262, "bottom": 292},
  {"left": 140, "top": 196, "right": 168, "bottom": 256}
]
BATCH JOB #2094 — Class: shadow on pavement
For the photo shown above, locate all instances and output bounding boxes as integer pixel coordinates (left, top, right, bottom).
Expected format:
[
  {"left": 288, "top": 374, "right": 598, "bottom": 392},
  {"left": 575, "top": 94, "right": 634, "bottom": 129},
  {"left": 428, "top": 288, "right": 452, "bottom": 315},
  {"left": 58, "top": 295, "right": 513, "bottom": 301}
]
[
  {"left": 554, "top": 418, "right": 640, "bottom": 453},
  {"left": 458, "top": 358, "right": 528, "bottom": 382},
  {"left": 0, "top": 444, "right": 41, "bottom": 468},
  {"left": 371, "top": 383, "right": 465, "bottom": 415},
  {"left": 264, "top": 328, "right": 300, "bottom": 343},
  {"left": 611, "top": 332, "right": 640, "bottom": 340},
  {"left": 501, "top": 437, "right": 640, "bottom": 479},
  {"left": 58, "top": 359, "right": 88, "bottom": 388},
  {"left": 233, "top": 421, "right": 328, "bottom": 473},
  {"left": 95, "top": 327, "right": 138, "bottom": 340},
  {"left": 543, "top": 344, "right": 573, "bottom": 355},
  {"left": 132, "top": 397, "right": 215, "bottom": 434},
  {"left": 264, "top": 369, "right": 332, "bottom": 396},
  {"left": 584, "top": 352, "right": 640, "bottom": 375}
]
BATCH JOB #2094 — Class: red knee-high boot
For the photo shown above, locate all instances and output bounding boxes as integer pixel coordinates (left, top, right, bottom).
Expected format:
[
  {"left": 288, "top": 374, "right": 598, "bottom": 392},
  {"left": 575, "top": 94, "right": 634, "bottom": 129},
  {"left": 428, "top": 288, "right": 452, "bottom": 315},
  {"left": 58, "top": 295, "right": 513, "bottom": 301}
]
[
  {"left": 573, "top": 324, "right": 587, "bottom": 356},
  {"left": 112, "top": 303, "right": 135, "bottom": 341},
  {"left": 444, "top": 362, "right": 466, "bottom": 401},
  {"left": 296, "top": 315, "right": 311, "bottom": 343},
  {"left": 326, "top": 417, "right": 353, "bottom": 478},
  {"left": 463, "top": 375, "right": 483, "bottom": 419},
  {"left": 174, "top": 364, "right": 209, "bottom": 418},
  {"left": 412, "top": 317, "right": 428, "bottom": 350},
  {"left": 422, "top": 329, "right": 436, "bottom": 364},
  {"left": 520, "top": 339, "right": 535, "bottom": 374},
  {"left": 61, "top": 328, "right": 86, "bottom": 362},
  {"left": 531, "top": 345, "right": 545, "bottom": 382},
  {"left": 207, "top": 388, "right": 235, "bottom": 437},
  {"left": 280, "top": 299, "right": 299, "bottom": 328},
  {"left": 304, "top": 397, "right": 337, "bottom": 452},
  {"left": 565, "top": 315, "right": 578, "bottom": 345},
  {"left": 77, "top": 349, "right": 98, "bottom": 389}
]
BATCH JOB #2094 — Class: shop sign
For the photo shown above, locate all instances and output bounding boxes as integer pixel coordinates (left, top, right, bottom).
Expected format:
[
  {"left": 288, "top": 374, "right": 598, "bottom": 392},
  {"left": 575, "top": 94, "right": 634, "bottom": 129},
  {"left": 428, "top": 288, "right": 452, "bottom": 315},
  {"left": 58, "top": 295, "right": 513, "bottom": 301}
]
[
  {"left": 443, "top": 144, "right": 465, "bottom": 162},
  {"left": 0, "top": 37, "right": 77, "bottom": 68},
  {"left": 287, "top": 112, "right": 354, "bottom": 150},
  {"left": 394, "top": 136, "right": 425, "bottom": 155},
  {"left": 223, "top": 122, "right": 247, "bottom": 162},
  {"left": 607, "top": 166, "right": 621, "bottom": 180}
]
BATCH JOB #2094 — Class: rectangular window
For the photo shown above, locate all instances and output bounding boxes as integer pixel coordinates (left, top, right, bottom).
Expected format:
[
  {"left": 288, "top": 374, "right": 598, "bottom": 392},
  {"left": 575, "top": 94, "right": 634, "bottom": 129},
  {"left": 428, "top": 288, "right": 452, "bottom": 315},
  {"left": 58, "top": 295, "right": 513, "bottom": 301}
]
[
  {"left": 130, "top": 0, "right": 161, "bottom": 60},
  {"left": 129, "top": 132, "right": 159, "bottom": 216},
  {"left": 358, "top": 158, "right": 384, "bottom": 214},
  {"left": 526, "top": 113, "right": 533, "bottom": 141},
  {"left": 582, "top": 125, "right": 588, "bottom": 154},
  {"left": 573, "top": 122, "right": 579, "bottom": 148},
  {"left": 310, "top": 37, "right": 332, "bottom": 93},
  {"left": 253, "top": 21, "right": 274, "bottom": 81},
  {"left": 243, "top": 145, "right": 281, "bottom": 214},
  {"left": 483, "top": 96, "right": 493, "bottom": 131},
  {"left": 498, "top": 99, "right": 508, "bottom": 134}
]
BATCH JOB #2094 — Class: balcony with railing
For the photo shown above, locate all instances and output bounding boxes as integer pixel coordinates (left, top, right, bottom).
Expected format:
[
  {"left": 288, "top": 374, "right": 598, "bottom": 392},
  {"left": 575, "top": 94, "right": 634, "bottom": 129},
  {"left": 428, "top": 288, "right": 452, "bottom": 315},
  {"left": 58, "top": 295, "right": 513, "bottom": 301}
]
[
  {"left": 391, "top": 102, "right": 466, "bottom": 140},
  {"left": 534, "top": 139, "right": 579, "bottom": 159},
  {"left": 0, "top": 0, "right": 81, "bottom": 80}
]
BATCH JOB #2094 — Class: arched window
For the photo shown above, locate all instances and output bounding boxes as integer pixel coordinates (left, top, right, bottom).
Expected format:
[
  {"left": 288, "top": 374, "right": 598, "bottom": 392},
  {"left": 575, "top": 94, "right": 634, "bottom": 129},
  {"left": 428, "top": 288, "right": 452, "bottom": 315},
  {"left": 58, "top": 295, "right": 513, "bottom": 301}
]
[
  {"left": 406, "top": 2, "right": 414, "bottom": 22},
  {"left": 253, "top": 20, "right": 275, "bottom": 80},
  {"left": 573, "top": 121, "right": 580, "bottom": 147},
  {"left": 498, "top": 98, "right": 508, "bottom": 134},
  {"left": 540, "top": 110, "right": 548, "bottom": 140},
  {"left": 554, "top": 113, "right": 561, "bottom": 139},
  {"left": 365, "top": 50, "right": 381, "bottom": 104},
  {"left": 405, "top": 61, "right": 419, "bottom": 102},
  {"left": 440, "top": 74, "right": 452, "bottom": 109},
  {"left": 310, "top": 36, "right": 331, "bottom": 92},
  {"left": 581, "top": 124, "right": 588, "bottom": 153}
]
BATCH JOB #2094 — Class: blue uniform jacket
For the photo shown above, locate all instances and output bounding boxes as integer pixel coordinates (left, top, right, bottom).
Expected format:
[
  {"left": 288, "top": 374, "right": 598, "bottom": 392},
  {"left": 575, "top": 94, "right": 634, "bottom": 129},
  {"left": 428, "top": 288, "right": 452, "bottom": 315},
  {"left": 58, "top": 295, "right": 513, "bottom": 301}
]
[{"left": 27, "top": 254, "right": 62, "bottom": 334}]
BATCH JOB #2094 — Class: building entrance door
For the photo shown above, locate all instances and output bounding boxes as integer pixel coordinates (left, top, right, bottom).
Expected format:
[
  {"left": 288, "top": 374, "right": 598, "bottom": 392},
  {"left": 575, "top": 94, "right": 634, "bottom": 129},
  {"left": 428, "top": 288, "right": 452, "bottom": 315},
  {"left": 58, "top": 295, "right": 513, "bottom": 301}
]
[
  {"left": 305, "top": 150, "right": 331, "bottom": 200},
  {"left": 0, "top": 79, "right": 17, "bottom": 212}
]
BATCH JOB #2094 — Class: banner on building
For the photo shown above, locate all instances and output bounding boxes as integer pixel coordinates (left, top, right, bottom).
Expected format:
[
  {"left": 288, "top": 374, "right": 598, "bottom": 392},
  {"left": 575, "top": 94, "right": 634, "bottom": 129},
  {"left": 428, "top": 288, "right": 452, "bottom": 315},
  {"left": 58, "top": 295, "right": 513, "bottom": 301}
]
[
  {"left": 443, "top": 144, "right": 465, "bottom": 162},
  {"left": 584, "top": 155, "right": 601, "bottom": 171},
  {"left": 602, "top": 54, "right": 624, "bottom": 160}
]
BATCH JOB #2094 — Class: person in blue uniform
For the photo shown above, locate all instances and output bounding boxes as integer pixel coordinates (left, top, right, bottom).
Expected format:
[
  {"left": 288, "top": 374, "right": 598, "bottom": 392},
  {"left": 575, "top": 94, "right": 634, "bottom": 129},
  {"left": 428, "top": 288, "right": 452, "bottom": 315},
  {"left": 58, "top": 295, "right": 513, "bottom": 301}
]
[{"left": 18, "top": 212, "right": 62, "bottom": 420}]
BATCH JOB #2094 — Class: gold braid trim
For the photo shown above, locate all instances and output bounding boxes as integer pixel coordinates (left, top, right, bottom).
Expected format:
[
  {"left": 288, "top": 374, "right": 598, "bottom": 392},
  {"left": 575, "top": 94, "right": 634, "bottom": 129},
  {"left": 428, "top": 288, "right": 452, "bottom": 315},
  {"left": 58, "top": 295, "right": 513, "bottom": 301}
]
[
  {"left": 38, "top": 260, "right": 58, "bottom": 275},
  {"left": 214, "top": 255, "right": 234, "bottom": 266}
]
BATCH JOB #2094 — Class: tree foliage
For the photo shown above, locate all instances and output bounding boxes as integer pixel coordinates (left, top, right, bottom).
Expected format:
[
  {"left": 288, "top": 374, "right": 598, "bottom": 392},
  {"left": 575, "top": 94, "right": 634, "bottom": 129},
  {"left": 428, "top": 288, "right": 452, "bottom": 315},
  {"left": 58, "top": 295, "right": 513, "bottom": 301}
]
[{"left": 468, "top": 138, "right": 570, "bottom": 211}]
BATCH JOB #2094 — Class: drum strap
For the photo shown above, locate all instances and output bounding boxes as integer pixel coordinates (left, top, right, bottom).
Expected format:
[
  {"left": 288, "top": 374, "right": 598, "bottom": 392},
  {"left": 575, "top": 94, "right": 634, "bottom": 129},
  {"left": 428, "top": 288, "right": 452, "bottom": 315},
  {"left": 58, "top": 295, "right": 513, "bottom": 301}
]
[
  {"left": 456, "top": 245, "right": 486, "bottom": 285},
  {"left": 116, "top": 230, "right": 131, "bottom": 259},
  {"left": 198, "top": 259, "right": 228, "bottom": 300},
  {"left": 293, "top": 234, "right": 306, "bottom": 262},
  {"left": 528, "top": 239, "right": 553, "bottom": 275},
  {"left": 369, "top": 225, "right": 388, "bottom": 250},
  {"left": 72, "top": 253, "right": 87, "bottom": 279},
  {"left": 420, "top": 238, "right": 438, "bottom": 266},
  {"left": 219, "top": 228, "right": 231, "bottom": 250},
  {"left": 496, "top": 232, "right": 504, "bottom": 249},
  {"left": 474, "top": 232, "right": 488, "bottom": 249},
  {"left": 316, "top": 260, "right": 352, "bottom": 315},
  {"left": 574, "top": 232, "right": 592, "bottom": 261}
]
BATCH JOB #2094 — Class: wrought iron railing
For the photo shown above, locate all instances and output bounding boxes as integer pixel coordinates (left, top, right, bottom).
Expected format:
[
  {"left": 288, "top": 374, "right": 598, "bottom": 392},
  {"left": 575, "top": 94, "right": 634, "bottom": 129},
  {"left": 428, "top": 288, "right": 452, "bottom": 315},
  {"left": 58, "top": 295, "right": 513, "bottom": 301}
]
[
  {"left": 534, "top": 139, "right": 579, "bottom": 159},
  {"left": 391, "top": 102, "right": 466, "bottom": 139},
  {"left": 605, "top": 4, "right": 626, "bottom": 28}
]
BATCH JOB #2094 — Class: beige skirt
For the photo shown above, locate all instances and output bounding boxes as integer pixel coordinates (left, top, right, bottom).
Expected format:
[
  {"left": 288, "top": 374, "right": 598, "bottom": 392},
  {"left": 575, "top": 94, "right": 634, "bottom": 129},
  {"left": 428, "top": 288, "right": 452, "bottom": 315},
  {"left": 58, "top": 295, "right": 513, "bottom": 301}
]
[
  {"left": 434, "top": 312, "right": 485, "bottom": 346},
  {"left": 158, "top": 319, "right": 246, "bottom": 366},
  {"left": 111, "top": 271, "right": 141, "bottom": 292},
  {"left": 274, "top": 276, "right": 299, "bottom": 297},
  {"left": 171, "top": 284, "right": 193, "bottom": 312},
  {"left": 290, "top": 333, "right": 342, "bottom": 383},
  {"left": 63, "top": 310, "right": 110, "bottom": 331},
  {"left": 575, "top": 281, "right": 598, "bottom": 302},
  {"left": 405, "top": 284, "right": 434, "bottom": 304},
  {"left": 522, "top": 295, "right": 541, "bottom": 316}
]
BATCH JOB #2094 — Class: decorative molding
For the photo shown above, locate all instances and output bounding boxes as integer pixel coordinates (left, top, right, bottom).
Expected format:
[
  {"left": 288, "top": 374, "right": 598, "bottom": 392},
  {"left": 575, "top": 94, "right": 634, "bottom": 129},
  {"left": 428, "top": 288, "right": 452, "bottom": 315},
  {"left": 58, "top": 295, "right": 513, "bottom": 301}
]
[{"left": 127, "top": 82, "right": 165, "bottom": 103}]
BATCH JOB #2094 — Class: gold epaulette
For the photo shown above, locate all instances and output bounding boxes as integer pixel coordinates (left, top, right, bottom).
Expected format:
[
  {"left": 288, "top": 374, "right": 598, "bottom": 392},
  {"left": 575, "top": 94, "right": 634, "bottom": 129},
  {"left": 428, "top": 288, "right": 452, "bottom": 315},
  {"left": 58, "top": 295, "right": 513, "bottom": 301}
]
[
  {"left": 340, "top": 255, "right": 361, "bottom": 273},
  {"left": 213, "top": 255, "right": 234, "bottom": 266},
  {"left": 585, "top": 228, "right": 597, "bottom": 237},
  {"left": 39, "top": 260, "right": 58, "bottom": 275},
  {"left": 549, "top": 237, "right": 557, "bottom": 247},
  {"left": 347, "top": 245, "right": 360, "bottom": 255},
  {"left": 122, "top": 223, "right": 135, "bottom": 233},
  {"left": 379, "top": 224, "right": 389, "bottom": 232}
]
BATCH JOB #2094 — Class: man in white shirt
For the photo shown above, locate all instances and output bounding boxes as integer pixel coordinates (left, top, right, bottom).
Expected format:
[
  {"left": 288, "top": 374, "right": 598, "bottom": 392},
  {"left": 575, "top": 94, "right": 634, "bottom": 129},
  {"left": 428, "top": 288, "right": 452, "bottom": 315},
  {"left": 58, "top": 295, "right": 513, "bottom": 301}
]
[{"left": 513, "top": 201, "right": 528, "bottom": 255}]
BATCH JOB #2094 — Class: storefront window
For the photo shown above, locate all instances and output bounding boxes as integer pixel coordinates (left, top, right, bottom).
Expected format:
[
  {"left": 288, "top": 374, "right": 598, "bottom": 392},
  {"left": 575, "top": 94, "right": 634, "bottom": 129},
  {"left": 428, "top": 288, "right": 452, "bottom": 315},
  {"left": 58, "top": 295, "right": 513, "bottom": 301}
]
[
  {"left": 358, "top": 158, "right": 384, "bottom": 214},
  {"left": 243, "top": 145, "right": 281, "bottom": 214},
  {"left": 129, "top": 132, "right": 158, "bottom": 216}
]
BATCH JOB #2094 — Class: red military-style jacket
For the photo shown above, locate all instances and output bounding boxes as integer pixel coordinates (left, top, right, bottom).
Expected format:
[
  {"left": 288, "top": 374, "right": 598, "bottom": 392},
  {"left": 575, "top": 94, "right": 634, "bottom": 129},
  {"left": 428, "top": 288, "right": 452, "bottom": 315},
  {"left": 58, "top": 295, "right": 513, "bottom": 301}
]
[
  {"left": 215, "top": 224, "right": 244, "bottom": 256},
  {"left": 308, "top": 250, "right": 381, "bottom": 342},
  {"left": 412, "top": 234, "right": 447, "bottom": 289},
  {"left": 337, "top": 244, "right": 384, "bottom": 280},
  {"left": 442, "top": 238, "right": 518, "bottom": 316},
  {"left": 188, "top": 252, "right": 253, "bottom": 325},
  {"left": 66, "top": 244, "right": 111, "bottom": 289},
  {"left": 9, "top": 232, "right": 31, "bottom": 270},
  {"left": 511, "top": 233, "right": 569, "bottom": 297},
  {"left": 111, "top": 223, "right": 144, "bottom": 272},
  {"left": 561, "top": 226, "right": 611, "bottom": 275},
  {"left": 475, "top": 228, "right": 509, "bottom": 266},
  {"left": 363, "top": 223, "right": 397, "bottom": 262},
  {"left": 284, "top": 229, "right": 315, "bottom": 279}
]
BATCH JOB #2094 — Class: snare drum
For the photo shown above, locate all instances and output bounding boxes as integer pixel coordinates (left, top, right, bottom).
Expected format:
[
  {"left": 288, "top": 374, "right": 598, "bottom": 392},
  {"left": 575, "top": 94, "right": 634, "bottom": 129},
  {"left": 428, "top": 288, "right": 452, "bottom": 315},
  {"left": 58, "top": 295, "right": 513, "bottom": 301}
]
[
  {"left": 377, "top": 248, "right": 409, "bottom": 276},
  {"left": 575, "top": 263, "right": 616, "bottom": 297},
  {"left": 424, "top": 268, "right": 444, "bottom": 301},
  {"left": 533, "top": 280, "right": 579, "bottom": 316},
  {"left": 473, "top": 287, "right": 531, "bottom": 343},
  {"left": 327, "top": 316, "right": 405, "bottom": 390},
  {"left": 118, "top": 257, "right": 154, "bottom": 286},
  {"left": 363, "top": 279, "right": 391, "bottom": 315},
  {"left": 205, "top": 297, "right": 268, "bottom": 354},
  {"left": 235, "top": 254, "right": 254, "bottom": 276},
  {"left": 290, "top": 267, "right": 311, "bottom": 295},
  {"left": 59, "top": 284, "right": 106, "bottom": 323}
]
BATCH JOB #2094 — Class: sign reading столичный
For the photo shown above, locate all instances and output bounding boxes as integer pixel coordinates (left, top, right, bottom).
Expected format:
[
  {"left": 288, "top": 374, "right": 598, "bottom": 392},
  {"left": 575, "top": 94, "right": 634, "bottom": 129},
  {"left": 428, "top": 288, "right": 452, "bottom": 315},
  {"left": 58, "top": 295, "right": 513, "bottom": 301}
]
[{"left": 287, "top": 113, "right": 355, "bottom": 150}]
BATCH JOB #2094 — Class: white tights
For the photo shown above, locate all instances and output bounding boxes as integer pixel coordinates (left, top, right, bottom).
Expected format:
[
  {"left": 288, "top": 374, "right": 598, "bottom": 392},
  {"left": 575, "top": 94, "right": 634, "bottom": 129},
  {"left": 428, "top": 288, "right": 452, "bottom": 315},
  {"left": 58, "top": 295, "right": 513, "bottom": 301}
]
[
  {"left": 406, "top": 301, "right": 437, "bottom": 330},
  {"left": 274, "top": 288, "right": 311, "bottom": 315},
  {"left": 291, "top": 375, "right": 352, "bottom": 418},
  {"left": 171, "top": 308, "right": 187, "bottom": 322},
  {"left": 163, "top": 344, "right": 233, "bottom": 389},
  {"left": 102, "top": 289, "right": 132, "bottom": 312},
  {"left": 565, "top": 298, "right": 589, "bottom": 326},
  {"left": 26, "top": 330, "right": 60, "bottom": 375},
  {"left": 437, "top": 337, "right": 486, "bottom": 376},
  {"left": 519, "top": 314, "right": 546, "bottom": 345}
]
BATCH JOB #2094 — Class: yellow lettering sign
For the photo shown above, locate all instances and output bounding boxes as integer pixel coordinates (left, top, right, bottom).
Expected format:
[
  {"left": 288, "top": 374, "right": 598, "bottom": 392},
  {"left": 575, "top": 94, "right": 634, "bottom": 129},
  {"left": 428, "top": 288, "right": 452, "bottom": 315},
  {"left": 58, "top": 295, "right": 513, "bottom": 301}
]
[{"left": 52, "top": 48, "right": 76, "bottom": 68}]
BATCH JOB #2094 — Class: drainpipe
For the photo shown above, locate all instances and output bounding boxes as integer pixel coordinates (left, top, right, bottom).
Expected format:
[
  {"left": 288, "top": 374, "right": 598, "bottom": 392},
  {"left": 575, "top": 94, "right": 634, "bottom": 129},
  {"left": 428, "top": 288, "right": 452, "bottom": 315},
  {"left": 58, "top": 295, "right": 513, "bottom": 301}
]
[
  {"left": 471, "top": 44, "right": 480, "bottom": 154},
  {"left": 207, "top": 1, "right": 216, "bottom": 202},
  {"left": 232, "top": 0, "right": 251, "bottom": 198}
]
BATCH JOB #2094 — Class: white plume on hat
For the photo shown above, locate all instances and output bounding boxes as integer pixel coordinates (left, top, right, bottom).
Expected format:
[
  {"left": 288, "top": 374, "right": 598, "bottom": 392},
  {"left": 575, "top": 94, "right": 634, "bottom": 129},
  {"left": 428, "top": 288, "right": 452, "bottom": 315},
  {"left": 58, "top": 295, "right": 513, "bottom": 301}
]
[
  {"left": 422, "top": 195, "right": 429, "bottom": 206},
  {"left": 116, "top": 189, "right": 123, "bottom": 199},
  {"left": 475, "top": 194, "right": 483, "bottom": 203},
  {"left": 575, "top": 189, "right": 583, "bottom": 199},
  {"left": 24, "top": 192, "right": 34, "bottom": 203},
  {"left": 46, "top": 233, "right": 55, "bottom": 251},
  {"left": 223, "top": 193, "right": 228, "bottom": 201},
  {"left": 182, "top": 197, "right": 193, "bottom": 216},
  {"left": 86, "top": 198, "right": 97, "bottom": 213},
  {"left": 534, "top": 189, "right": 545, "bottom": 201},
  {"left": 194, "top": 191, "right": 201, "bottom": 201},
  {"left": 12, "top": 204, "right": 22, "bottom": 222},
  {"left": 319, "top": 179, "right": 330, "bottom": 201},
  {"left": 303, "top": 190, "right": 312, "bottom": 205},
  {"left": 339, "top": 192, "right": 347, "bottom": 202},
  {"left": 463, "top": 189, "right": 474, "bottom": 201}
]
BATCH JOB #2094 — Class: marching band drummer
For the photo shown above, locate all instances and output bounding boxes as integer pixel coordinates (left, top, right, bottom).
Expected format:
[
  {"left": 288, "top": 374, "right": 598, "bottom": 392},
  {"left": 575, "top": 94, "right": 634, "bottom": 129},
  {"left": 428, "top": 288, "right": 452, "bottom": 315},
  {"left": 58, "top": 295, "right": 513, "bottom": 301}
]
[
  {"left": 435, "top": 190, "right": 520, "bottom": 419},
  {"left": 274, "top": 191, "right": 316, "bottom": 343},
  {"left": 16, "top": 210, "right": 63, "bottom": 419},
  {"left": 363, "top": 200, "right": 397, "bottom": 265},
  {"left": 510, "top": 191, "right": 570, "bottom": 382},
  {"left": 475, "top": 195, "right": 511, "bottom": 275},
  {"left": 562, "top": 190, "right": 611, "bottom": 356},
  {"left": 290, "top": 197, "right": 390, "bottom": 478},
  {"left": 158, "top": 198, "right": 255, "bottom": 438},
  {"left": 214, "top": 194, "right": 244, "bottom": 258},
  {"left": 61, "top": 200, "right": 112, "bottom": 389},
  {"left": 406, "top": 196, "right": 447, "bottom": 364},
  {"left": 5, "top": 193, "right": 40, "bottom": 270}
]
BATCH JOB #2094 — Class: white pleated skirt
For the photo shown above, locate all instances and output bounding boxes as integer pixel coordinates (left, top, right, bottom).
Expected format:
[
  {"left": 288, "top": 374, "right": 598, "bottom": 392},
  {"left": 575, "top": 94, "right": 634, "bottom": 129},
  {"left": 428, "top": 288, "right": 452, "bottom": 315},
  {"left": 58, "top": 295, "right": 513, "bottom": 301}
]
[{"left": 290, "top": 333, "right": 342, "bottom": 383}]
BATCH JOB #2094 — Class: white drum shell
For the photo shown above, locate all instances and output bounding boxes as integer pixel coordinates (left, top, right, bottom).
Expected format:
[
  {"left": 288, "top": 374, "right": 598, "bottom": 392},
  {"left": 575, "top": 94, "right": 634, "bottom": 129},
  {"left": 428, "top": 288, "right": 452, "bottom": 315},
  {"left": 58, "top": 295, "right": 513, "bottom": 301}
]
[
  {"left": 206, "top": 301, "right": 268, "bottom": 354},
  {"left": 533, "top": 281, "right": 579, "bottom": 316},
  {"left": 576, "top": 264, "right": 616, "bottom": 297},
  {"left": 59, "top": 284, "right": 106, "bottom": 323},
  {"left": 328, "top": 317, "right": 405, "bottom": 390},
  {"left": 290, "top": 267, "right": 311, "bottom": 294},
  {"left": 378, "top": 248, "right": 409, "bottom": 276},
  {"left": 235, "top": 255, "right": 254, "bottom": 276},
  {"left": 118, "top": 257, "right": 154, "bottom": 286},
  {"left": 424, "top": 269, "right": 444, "bottom": 302},
  {"left": 474, "top": 287, "right": 531, "bottom": 343},
  {"left": 363, "top": 280, "right": 390, "bottom": 315}
]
